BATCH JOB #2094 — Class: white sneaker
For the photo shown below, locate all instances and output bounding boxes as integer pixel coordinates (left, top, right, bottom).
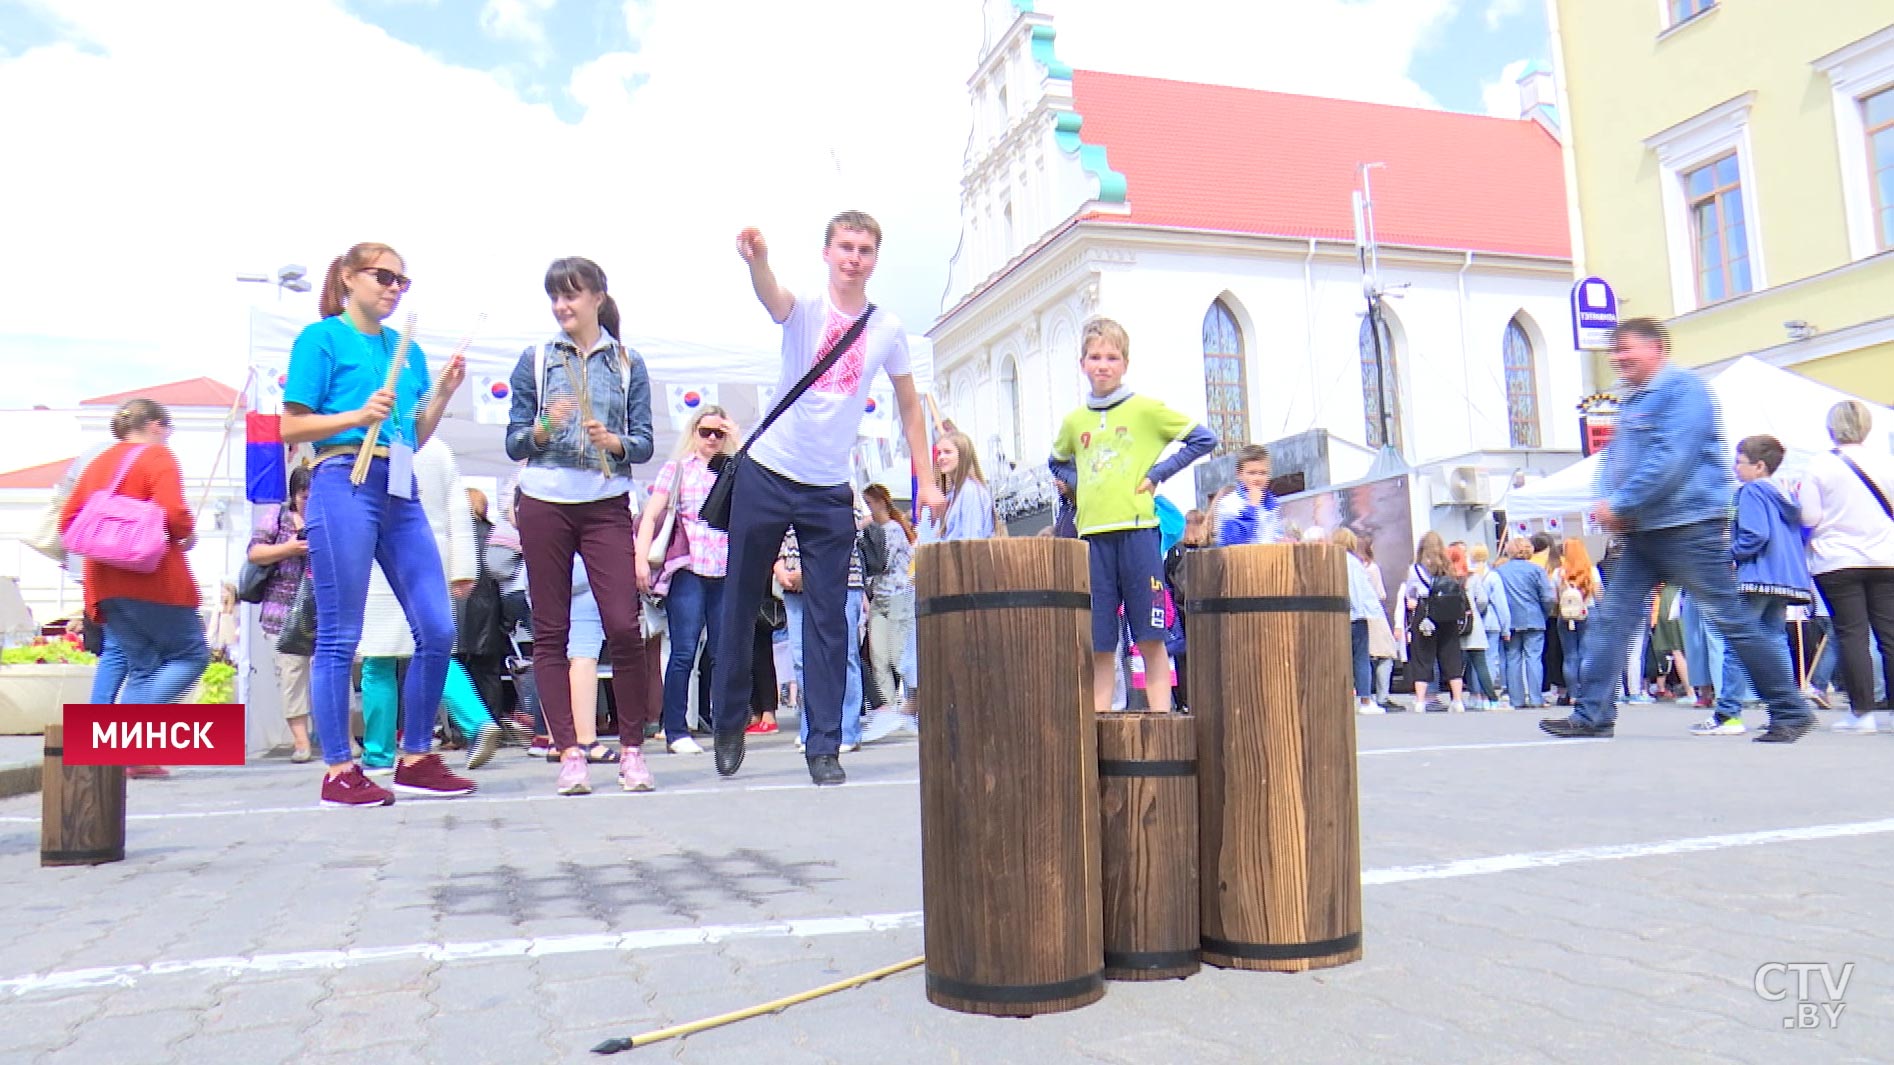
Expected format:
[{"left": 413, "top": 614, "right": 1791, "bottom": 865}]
[
  {"left": 859, "top": 710, "right": 905, "bottom": 745},
  {"left": 668, "top": 736, "right": 705, "bottom": 755},
  {"left": 794, "top": 740, "right": 806, "bottom": 753},
  {"left": 840, "top": 743, "right": 859, "bottom": 753},
  {"left": 1448, "top": 700, "right": 1466, "bottom": 714},
  {"left": 1358, "top": 700, "right": 1385, "bottom": 715},
  {"left": 1831, "top": 713, "right": 1878, "bottom": 734},
  {"left": 1689, "top": 718, "right": 1746, "bottom": 736},
  {"left": 362, "top": 765, "right": 396, "bottom": 778}
]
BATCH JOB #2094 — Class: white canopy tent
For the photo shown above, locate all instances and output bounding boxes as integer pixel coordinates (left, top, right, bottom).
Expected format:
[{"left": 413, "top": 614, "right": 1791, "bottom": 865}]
[
  {"left": 1504, "top": 357, "right": 1894, "bottom": 520},
  {"left": 245, "top": 307, "right": 936, "bottom": 484}
]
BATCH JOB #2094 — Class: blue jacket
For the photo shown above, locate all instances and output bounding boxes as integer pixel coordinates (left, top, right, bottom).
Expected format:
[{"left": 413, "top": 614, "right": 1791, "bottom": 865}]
[
  {"left": 1731, "top": 479, "right": 1813, "bottom": 601},
  {"left": 1495, "top": 558, "right": 1555, "bottom": 632},
  {"left": 1597, "top": 364, "right": 1732, "bottom": 531}
]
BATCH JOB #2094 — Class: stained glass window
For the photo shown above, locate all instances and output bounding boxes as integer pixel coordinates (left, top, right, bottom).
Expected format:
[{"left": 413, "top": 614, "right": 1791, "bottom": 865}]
[
  {"left": 1503, "top": 318, "right": 1540, "bottom": 448},
  {"left": 1202, "top": 300, "right": 1249, "bottom": 454}
]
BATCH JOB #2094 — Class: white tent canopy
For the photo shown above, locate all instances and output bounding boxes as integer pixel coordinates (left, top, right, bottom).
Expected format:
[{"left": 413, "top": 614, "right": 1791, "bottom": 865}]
[
  {"left": 246, "top": 307, "right": 935, "bottom": 483},
  {"left": 1503, "top": 357, "right": 1894, "bottom": 520}
]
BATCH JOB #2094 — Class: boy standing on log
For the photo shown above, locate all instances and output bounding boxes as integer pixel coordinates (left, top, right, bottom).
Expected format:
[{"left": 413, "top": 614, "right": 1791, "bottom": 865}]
[{"left": 1050, "top": 318, "right": 1216, "bottom": 714}]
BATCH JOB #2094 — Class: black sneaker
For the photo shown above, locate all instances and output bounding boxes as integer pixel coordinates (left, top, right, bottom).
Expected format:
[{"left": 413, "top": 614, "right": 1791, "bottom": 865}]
[
  {"left": 807, "top": 754, "right": 846, "bottom": 787},
  {"left": 1538, "top": 716, "right": 1614, "bottom": 738},
  {"left": 1753, "top": 721, "right": 1813, "bottom": 744},
  {"left": 713, "top": 730, "right": 746, "bottom": 777}
]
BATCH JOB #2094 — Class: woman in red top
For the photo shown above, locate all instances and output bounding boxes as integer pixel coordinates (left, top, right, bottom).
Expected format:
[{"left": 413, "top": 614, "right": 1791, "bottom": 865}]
[{"left": 59, "top": 399, "right": 210, "bottom": 704}]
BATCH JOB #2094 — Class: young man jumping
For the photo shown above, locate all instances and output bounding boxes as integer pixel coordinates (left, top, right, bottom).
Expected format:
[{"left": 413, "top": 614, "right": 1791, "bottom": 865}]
[{"left": 713, "top": 212, "right": 944, "bottom": 786}]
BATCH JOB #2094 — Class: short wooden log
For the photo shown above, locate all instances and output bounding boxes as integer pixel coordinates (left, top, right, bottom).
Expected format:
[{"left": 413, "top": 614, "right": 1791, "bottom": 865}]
[
  {"left": 918, "top": 538, "right": 1105, "bottom": 1016},
  {"left": 40, "top": 723, "right": 126, "bottom": 867},
  {"left": 1097, "top": 711, "right": 1199, "bottom": 981},
  {"left": 1185, "top": 544, "right": 1363, "bottom": 972}
]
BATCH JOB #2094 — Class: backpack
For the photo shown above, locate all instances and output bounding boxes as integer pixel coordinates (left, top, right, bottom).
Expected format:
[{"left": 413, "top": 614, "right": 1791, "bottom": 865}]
[
  {"left": 860, "top": 523, "right": 889, "bottom": 578},
  {"left": 1558, "top": 580, "right": 1588, "bottom": 622},
  {"left": 1412, "top": 567, "right": 1472, "bottom": 638}
]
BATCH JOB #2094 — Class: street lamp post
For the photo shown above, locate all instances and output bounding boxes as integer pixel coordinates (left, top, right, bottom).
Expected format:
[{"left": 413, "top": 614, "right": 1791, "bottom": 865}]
[{"left": 236, "top": 264, "right": 312, "bottom": 299}]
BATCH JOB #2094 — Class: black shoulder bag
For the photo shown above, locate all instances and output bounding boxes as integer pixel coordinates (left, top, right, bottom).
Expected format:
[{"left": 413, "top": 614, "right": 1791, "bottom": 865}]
[
  {"left": 1836, "top": 450, "right": 1894, "bottom": 521},
  {"left": 700, "top": 304, "right": 876, "bottom": 531}
]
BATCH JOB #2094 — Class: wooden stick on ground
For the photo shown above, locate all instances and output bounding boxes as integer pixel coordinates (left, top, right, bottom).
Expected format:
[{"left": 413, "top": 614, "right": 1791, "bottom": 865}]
[{"left": 350, "top": 313, "right": 418, "bottom": 485}]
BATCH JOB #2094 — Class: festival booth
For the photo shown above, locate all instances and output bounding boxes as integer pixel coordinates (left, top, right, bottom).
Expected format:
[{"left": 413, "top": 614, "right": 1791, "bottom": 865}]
[
  {"left": 236, "top": 307, "right": 935, "bottom": 751},
  {"left": 1502, "top": 357, "right": 1894, "bottom": 521}
]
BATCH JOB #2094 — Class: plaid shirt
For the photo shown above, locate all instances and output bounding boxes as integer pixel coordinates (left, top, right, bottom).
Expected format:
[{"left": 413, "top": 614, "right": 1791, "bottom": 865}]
[
  {"left": 655, "top": 455, "right": 729, "bottom": 578},
  {"left": 248, "top": 505, "right": 307, "bottom": 637},
  {"left": 778, "top": 526, "right": 866, "bottom": 590}
]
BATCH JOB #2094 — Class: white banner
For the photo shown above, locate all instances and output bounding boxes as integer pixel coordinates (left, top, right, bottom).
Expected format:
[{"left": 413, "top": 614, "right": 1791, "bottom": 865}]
[
  {"left": 473, "top": 375, "right": 513, "bottom": 425},
  {"left": 664, "top": 384, "right": 720, "bottom": 429}
]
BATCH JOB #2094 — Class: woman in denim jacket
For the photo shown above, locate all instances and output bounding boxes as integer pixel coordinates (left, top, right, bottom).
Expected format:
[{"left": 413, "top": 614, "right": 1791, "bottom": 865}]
[{"left": 504, "top": 257, "right": 658, "bottom": 795}]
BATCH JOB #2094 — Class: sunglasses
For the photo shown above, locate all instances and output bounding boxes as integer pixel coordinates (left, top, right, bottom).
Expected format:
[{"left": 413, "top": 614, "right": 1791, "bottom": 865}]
[
  {"left": 358, "top": 267, "right": 412, "bottom": 291},
  {"left": 697, "top": 426, "right": 727, "bottom": 441}
]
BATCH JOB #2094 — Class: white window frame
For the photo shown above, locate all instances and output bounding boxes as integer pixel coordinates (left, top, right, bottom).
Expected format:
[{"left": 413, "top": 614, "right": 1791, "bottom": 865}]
[
  {"left": 1657, "top": 0, "right": 1715, "bottom": 33},
  {"left": 1813, "top": 25, "right": 1894, "bottom": 261},
  {"left": 1645, "top": 92, "right": 1765, "bottom": 314}
]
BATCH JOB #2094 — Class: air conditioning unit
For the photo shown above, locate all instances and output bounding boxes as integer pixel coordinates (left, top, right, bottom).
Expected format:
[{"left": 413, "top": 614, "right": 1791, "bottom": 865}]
[{"left": 1445, "top": 466, "right": 1488, "bottom": 506}]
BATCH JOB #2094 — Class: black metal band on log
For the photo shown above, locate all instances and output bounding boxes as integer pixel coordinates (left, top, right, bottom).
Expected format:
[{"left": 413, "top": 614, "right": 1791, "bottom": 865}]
[
  {"left": 1187, "top": 544, "right": 1364, "bottom": 974},
  {"left": 41, "top": 846, "right": 125, "bottom": 864},
  {"left": 1097, "top": 758, "right": 1196, "bottom": 778},
  {"left": 1103, "top": 948, "right": 1202, "bottom": 972},
  {"left": 919, "top": 539, "right": 1105, "bottom": 1017},
  {"left": 924, "top": 970, "right": 1104, "bottom": 1006},
  {"left": 1183, "top": 595, "right": 1350, "bottom": 615},
  {"left": 1201, "top": 932, "right": 1363, "bottom": 963},
  {"left": 916, "top": 589, "right": 1092, "bottom": 617}
]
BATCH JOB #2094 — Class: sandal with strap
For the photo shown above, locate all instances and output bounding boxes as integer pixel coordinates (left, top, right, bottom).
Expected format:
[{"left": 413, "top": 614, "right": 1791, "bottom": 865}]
[{"left": 581, "top": 742, "right": 619, "bottom": 764}]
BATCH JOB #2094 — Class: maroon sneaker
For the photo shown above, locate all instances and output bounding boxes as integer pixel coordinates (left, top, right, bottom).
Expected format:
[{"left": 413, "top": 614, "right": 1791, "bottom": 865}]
[
  {"left": 321, "top": 765, "right": 395, "bottom": 808},
  {"left": 393, "top": 753, "right": 476, "bottom": 798}
]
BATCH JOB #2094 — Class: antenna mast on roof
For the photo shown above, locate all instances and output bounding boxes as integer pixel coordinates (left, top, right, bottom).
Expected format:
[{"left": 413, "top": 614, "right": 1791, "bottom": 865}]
[{"left": 1353, "top": 163, "right": 1404, "bottom": 470}]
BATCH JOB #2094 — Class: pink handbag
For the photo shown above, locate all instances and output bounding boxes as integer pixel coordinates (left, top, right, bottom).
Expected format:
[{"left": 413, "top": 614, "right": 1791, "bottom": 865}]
[{"left": 62, "top": 446, "right": 171, "bottom": 574}]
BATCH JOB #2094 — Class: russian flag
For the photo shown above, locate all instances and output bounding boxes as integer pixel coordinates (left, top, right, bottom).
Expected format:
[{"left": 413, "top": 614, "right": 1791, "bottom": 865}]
[{"left": 245, "top": 412, "right": 286, "bottom": 503}]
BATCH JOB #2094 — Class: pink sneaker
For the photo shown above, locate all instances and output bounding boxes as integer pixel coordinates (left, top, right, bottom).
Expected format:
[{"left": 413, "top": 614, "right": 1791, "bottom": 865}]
[
  {"left": 393, "top": 753, "right": 476, "bottom": 799},
  {"left": 556, "top": 748, "right": 591, "bottom": 795},
  {"left": 619, "top": 747, "right": 655, "bottom": 792},
  {"left": 321, "top": 765, "right": 395, "bottom": 808}
]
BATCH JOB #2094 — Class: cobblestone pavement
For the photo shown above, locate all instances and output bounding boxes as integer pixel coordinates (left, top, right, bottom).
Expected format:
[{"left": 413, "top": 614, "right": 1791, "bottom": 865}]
[{"left": 2, "top": 705, "right": 1891, "bottom": 1064}]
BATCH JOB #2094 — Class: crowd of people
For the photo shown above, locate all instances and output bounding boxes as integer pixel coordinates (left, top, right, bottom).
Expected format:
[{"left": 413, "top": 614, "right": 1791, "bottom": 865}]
[{"left": 49, "top": 222, "right": 1893, "bottom": 804}]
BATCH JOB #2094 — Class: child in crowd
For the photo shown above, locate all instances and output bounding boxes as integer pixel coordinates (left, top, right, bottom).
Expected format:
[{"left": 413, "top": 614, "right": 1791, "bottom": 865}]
[
  {"left": 1214, "top": 444, "right": 1284, "bottom": 546},
  {"left": 1049, "top": 318, "right": 1216, "bottom": 714},
  {"left": 1693, "top": 434, "right": 1814, "bottom": 736}
]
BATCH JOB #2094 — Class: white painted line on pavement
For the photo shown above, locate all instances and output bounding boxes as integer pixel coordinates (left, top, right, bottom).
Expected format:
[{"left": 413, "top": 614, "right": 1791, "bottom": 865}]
[
  {"left": 1358, "top": 738, "right": 1609, "bottom": 756},
  {"left": 9, "top": 814, "right": 1894, "bottom": 998}
]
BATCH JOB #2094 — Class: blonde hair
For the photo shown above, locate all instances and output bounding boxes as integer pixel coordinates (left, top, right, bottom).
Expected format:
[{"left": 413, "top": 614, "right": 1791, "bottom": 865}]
[
  {"left": 1828, "top": 399, "right": 1873, "bottom": 446},
  {"left": 1469, "top": 543, "right": 1491, "bottom": 566},
  {"left": 1330, "top": 526, "right": 1358, "bottom": 553},
  {"left": 1081, "top": 317, "right": 1131, "bottom": 361},
  {"left": 110, "top": 398, "right": 170, "bottom": 440},
  {"left": 673, "top": 405, "right": 737, "bottom": 462},
  {"left": 825, "top": 210, "right": 882, "bottom": 248},
  {"left": 936, "top": 429, "right": 988, "bottom": 509}
]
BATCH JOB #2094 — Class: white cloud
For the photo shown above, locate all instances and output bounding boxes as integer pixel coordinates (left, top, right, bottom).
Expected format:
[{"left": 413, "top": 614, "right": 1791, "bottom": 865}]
[
  {"left": 0, "top": 0, "right": 1480, "bottom": 410},
  {"left": 1484, "top": 0, "right": 1528, "bottom": 31},
  {"left": 478, "top": 0, "right": 554, "bottom": 52},
  {"left": 1480, "top": 58, "right": 1532, "bottom": 118}
]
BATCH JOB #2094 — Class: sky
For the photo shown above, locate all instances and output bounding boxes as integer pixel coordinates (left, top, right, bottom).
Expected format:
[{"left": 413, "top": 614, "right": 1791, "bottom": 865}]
[{"left": 0, "top": 0, "right": 1549, "bottom": 413}]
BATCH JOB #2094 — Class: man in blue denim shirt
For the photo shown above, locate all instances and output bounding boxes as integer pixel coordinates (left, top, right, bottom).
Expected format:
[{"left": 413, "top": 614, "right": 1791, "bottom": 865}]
[{"left": 1540, "top": 319, "right": 1813, "bottom": 742}]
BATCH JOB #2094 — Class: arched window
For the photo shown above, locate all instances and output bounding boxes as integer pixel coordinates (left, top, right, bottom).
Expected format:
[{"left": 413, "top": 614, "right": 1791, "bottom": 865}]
[
  {"left": 1358, "top": 311, "right": 1403, "bottom": 451},
  {"left": 998, "top": 356, "right": 1022, "bottom": 462},
  {"left": 1503, "top": 317, "right": 1540, "bottom": 448},
  {"left": 1201, "top": 299, "right": 1249, "bottom": 454}
]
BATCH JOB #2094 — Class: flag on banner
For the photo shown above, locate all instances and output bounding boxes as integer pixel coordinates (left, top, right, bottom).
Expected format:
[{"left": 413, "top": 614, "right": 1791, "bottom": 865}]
[
  {"left": 474, "top": 376, "right": 512, "bottom": 425},
  {"left": 664, "top": 384, "right": 719, "bottom": 429},
  {"left": 251, "top": 364, "right": 287, "bottom": 415},
  {"left": 245, "top": 413, "right": 286, "bottom": 504},
  {"left": 858, "top": 389, "right": 893, "bottom": 439}
]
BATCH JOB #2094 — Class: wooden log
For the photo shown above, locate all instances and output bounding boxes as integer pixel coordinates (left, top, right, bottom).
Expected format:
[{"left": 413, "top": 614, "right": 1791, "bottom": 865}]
[
  {"left": 40, "top": 724, "right": 126, "bottom": 867},
  {"left": 917, "top": 538, "right": 1104, "bottom": 1017},
  {"left": 1185, "top": 543, "right": 1362, "bottom": 972},
  {"left": 1097, "top": 711, "right": 1199, "bottom": 981}
]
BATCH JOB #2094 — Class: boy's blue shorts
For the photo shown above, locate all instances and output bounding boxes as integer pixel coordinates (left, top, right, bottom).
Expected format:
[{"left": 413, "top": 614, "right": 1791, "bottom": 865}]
[{"left": 1085, "top": 527, "right": 1166, "bottom": 653}]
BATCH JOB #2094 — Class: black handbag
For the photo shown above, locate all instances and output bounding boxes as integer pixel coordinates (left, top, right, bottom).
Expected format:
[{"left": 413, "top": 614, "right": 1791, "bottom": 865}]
[
  {"left": 758, "top": 593, "right": 787, "bottom": 632},
  {"left": 275, "top": 575, "right": 318, "bottom": 657},
  {"left": 236, "top": 508, "right": 289, "bottom": 604},
  {"left": 701, "top": 304, "right": 876, "bottom": 531}
]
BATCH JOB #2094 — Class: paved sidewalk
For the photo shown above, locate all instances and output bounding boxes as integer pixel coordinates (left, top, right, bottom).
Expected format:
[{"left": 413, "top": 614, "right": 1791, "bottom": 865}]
[{"left": 2, "top": 707, "right": 1892, "bottom": 1064}]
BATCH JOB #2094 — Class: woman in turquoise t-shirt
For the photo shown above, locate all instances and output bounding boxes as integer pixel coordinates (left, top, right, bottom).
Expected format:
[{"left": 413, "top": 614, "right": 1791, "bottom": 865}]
[{"left": 281, "top": 241, "right": 471, "bottom": 809}]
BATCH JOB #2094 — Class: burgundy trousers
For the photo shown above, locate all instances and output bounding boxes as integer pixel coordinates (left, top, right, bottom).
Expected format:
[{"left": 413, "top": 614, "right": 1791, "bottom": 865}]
[{"left": 517, "top": 494, "right": 653, "bottom": 750}]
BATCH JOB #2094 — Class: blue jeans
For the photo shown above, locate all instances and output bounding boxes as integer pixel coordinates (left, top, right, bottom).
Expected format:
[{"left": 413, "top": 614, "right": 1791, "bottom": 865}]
[
  {"left": 1504, "top": 629, "right": 1547, "bottom": 707},
  {"left": 1557, "top": 620, "right": 1586, "bottom": 693},
  {"left": 1576, "top": 520, "right": 1809, "bottom": 728},
  {"left": 662, "top": 570, "right": 724, "bottom": 743},
  {"left": 305, "top": 456, "right": 454, "bottom": 767},
  {"left": 88, "top": 628, "right": 129, "bottom": 703},
  {"left": 1681, "top": 594, "right": 1727, "bottom": 693},
  {"left": 97, "top": 599, "right": 209, "bottom": 705},
  {"left": 1350, "top": 620, "right": 1372, "bottom": 698},
  {"left": 1713, "top": 594, "right": 1787, "bottom": 721},
  {"left": 788, "top": 589, "right": 864, "bottom": 746}
]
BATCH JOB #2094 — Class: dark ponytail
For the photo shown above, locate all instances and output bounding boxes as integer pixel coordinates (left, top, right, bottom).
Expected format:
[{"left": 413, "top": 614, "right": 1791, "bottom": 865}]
[
  {"left": 321, "top": 242, "right": 401, "bottom": 319},
  {"left": 544, "top": 257, "right": 620, "bottom": 341}
]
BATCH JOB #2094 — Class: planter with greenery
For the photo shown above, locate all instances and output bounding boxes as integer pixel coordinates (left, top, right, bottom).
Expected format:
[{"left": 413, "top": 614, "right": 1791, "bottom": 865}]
[{"left": 0, "top": 644, "right": 99, "bottom": 735}]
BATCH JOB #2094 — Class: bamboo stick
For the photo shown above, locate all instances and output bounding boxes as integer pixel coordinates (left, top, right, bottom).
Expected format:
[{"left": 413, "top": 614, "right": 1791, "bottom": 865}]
[
  {"left": 350, "top": 313, "right": 417, "bottom": 485},
  {"left": 558, "top": 348, "right": 613, "bottom": 476}
]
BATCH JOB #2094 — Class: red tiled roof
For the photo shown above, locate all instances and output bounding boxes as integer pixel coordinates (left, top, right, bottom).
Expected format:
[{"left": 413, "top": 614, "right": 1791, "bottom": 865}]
[
  {"left": 0, "top": 456, "right": 76, "bottom": 490},
  {"left": 80, "top": 377, "right": 242, "bottom": 409},
  {"left": 1070, "top": 70, "right": 1571, "bottom": 259}
]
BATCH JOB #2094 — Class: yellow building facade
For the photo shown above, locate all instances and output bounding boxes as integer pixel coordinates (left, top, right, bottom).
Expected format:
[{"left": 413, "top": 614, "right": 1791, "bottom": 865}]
[{"left": 1550, "top": 1, "right": 1894, "bottom": 402}]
